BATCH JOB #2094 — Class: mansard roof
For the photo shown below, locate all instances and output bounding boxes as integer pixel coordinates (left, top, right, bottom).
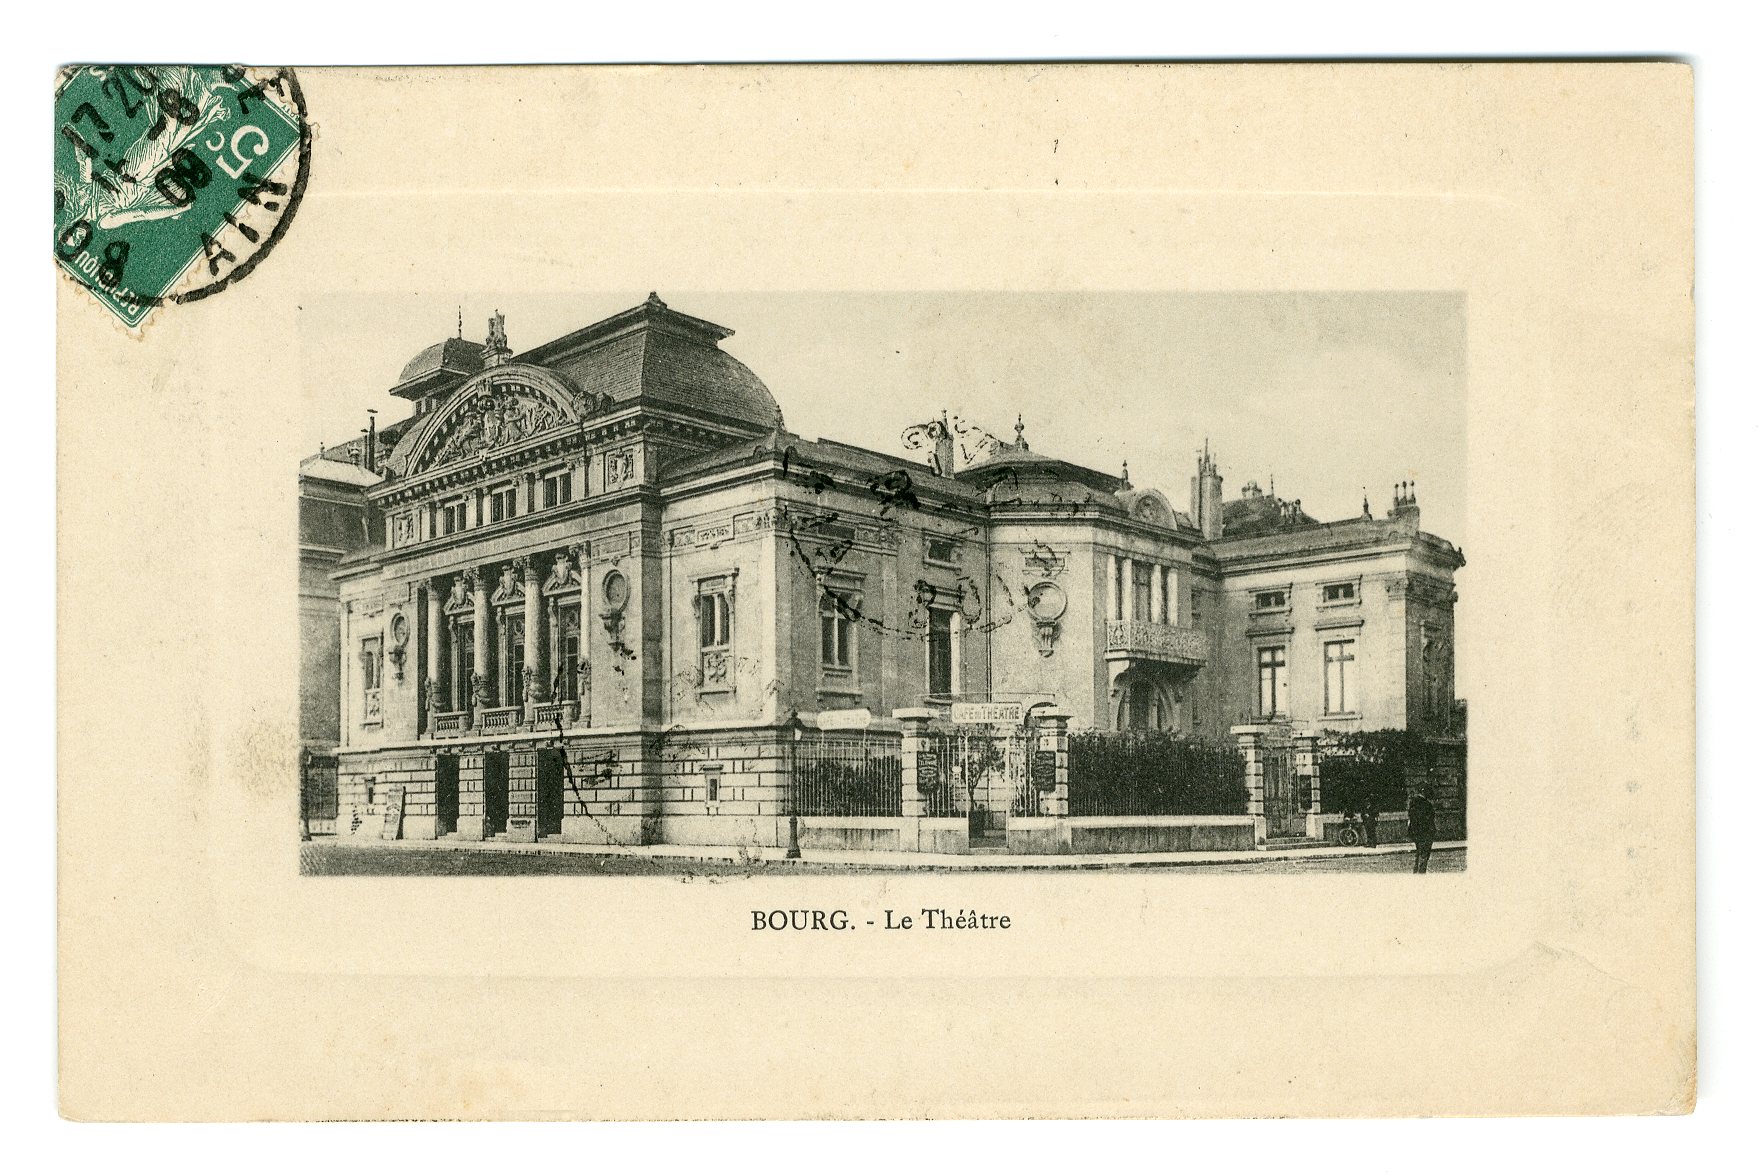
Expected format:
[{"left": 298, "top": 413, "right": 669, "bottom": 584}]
[
  {"left": 512, "top": 293, "right": 780, "bottom": 432},
  {"left": 1220, "top": 483, "right": 1320, "bottom": 536},
  {"left": 391, "top": 337, "right": 486, "bottom": 402}
]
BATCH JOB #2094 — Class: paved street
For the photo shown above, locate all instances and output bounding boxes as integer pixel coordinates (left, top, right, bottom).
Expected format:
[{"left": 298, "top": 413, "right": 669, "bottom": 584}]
[
  {"left": 302, "top": 843, "right": 852, "bottom": 876},
  {"left": 301, "top": 840, "right": 1464, "bottom": 876},
  {"left": 1163, "top": 847, "right": 1464, "bottom": 873}
]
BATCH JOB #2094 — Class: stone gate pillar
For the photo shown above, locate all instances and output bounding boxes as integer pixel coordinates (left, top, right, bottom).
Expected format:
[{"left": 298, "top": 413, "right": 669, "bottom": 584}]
[
  {"left": 1033, "top": 707, "right": 1072, "bottom": 818},
  {"left": 895, "top": 708, "right": 935, "bottom": 818},
  {"left": 1293, "top": 729, "right": 1322, "bottom": 834},
  {"left": 1232, "top": 723, "right": 1271, "bottom": 846}
]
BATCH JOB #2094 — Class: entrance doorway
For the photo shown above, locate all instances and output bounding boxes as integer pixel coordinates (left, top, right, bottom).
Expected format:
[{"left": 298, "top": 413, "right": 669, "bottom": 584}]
[
  {"left": 536, "top": 750, "right": 565, "bottom": 838},
  {"left": 483, "top": 752, "right": 510, "bottom": 836},
  {"left": 434, "top": 755, "right": 459, "bottom": 836}
]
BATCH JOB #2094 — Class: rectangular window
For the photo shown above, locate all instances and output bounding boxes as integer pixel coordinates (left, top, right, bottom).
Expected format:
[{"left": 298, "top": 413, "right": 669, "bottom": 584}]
[
  {"left": 1324, "top": 639, "right": 1356, "bottom": 715},
  {"left": 456, "top": 625, "right": 474, "bottom": 709},
  {"left": 488, "top": 485, "right": 517, "bottom": 523},
  {"left": 698, "top": 592, "right": 731, "bottom": 651},
  {"left": 698, "top": 581, "right": 732, "bottom": 689},
  {"left": 1254, "top": 589, "right": 1288, "bottom": 611},
  {"left": 1322, "top": 581, "right": 1357, "bottom": 604},
  {"left": 927, "top": 608, "right": 955, "bottom": 696},
  {"left": 507, "top": 617, "right": 525, "bottom": 706},
  {"left": 1257, "top": 645, "right": 1288, "bottom": 718},
  {"left": 1132, "top": 563, "right": 1154, "bottom": 621},
  {"left": 556, "top": 608, "right": 580, "bottom": 702},
  {"left": 541, "top": 469, "right": 573, "bottom": 508},
  {"left": 925, "top": 536, "right": 957, "bottom": 566},
  {"left": 820, "top": 589, "right": 857, "bottom": 671},
  {"left": 360, "top": 636, "right": 384, "bottom": 724},
  {"left": 360, "top": 637, "right": 382, "bottom": 692},
  {"left": 440, "top": 499, "right": 467, "bottom": 535}
]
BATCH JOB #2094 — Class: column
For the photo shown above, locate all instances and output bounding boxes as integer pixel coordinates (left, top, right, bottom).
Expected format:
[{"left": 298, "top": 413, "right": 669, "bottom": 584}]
[
  {"left": 1120, "top": 557, "right": 1135, "bottom": 622},
  {"left": 1166, "top": 566, "right": 1180, "bottom": 624},
  {"left": 1150, "top": 561, "right": 1165, "bottom": 624},
  {"left": 572, "top": 543, "right": 591, "bottom": 721},
  {"left": 469, "top": 569, "right": 489, "bottom": 717},
  {"left": 521, "top": 556, "right": 542, "bottom": 709},
  {"left": 1106, "top": 553, "right": 1119, "bottom": 620},
  {"left": 426, "top": 578, "right": 445, "bottom": 726}
]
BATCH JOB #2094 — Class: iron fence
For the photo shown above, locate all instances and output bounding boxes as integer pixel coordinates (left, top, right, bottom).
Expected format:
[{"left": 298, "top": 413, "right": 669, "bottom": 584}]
[
  {"left": 792, "top": 733, "right": 903, "bottom": 817},
  {"left": 919, "top": 727, "right": 1028, "bottom": 825},
  {"left": 300, "top": 750, "right": 338, "bottom": 835}
]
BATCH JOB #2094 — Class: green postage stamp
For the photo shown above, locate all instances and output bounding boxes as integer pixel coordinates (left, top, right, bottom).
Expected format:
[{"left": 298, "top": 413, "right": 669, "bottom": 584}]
[{"left": 53, "top": 64, "right": 310, "bottom": 328}]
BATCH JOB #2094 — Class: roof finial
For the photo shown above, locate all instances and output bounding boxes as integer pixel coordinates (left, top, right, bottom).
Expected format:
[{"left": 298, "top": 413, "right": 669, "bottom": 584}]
[
  {"left": 1014, "top": 413, "right": 1028, "bottom": 450},
  {"left": 1120, "top": 458, "right": 1131, "bottom": 489},
  {"left": 484, "top": 310, "right": 509, "bottom": 366},
  {"left": 457, "top": 306, "right": 463, "bottom": 338}
]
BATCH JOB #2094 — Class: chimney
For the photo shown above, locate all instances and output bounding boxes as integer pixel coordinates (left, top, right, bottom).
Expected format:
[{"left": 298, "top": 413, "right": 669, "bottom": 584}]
[
  {"left": 1390, "top": 479, "right": 1421, "bottom": 529},
  {"left": 1189, "top": 439, "right": 1224, "bottom": 540},
  {"left": 364, "top": 410, "right": 378, "bottom": 474}
]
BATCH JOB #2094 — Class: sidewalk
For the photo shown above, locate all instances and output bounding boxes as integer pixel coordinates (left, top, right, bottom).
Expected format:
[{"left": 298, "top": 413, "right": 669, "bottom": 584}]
[{"left": 335, "top": 834, "right": 1468, "bottom": 871}]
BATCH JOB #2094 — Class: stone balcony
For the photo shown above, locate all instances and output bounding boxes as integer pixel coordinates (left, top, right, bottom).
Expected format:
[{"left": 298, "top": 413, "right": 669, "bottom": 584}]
[
  {"left": 427, "top": 701, "right": 583, "bottom": 739},
  {"left": 1104, "top": 619, "right": 1208, "bottom": 666}
]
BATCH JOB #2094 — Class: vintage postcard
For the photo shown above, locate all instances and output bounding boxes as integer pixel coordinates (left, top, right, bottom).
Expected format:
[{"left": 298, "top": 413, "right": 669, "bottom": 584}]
[{"left": 56, "top": 63, "right": 1694, "bottom": 1119}]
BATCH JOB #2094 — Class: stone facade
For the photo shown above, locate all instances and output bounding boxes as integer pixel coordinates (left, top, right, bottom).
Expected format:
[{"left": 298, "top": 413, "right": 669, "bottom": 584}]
[{"left": 308, "top": 295, "right": 1465, "bottom": 848}]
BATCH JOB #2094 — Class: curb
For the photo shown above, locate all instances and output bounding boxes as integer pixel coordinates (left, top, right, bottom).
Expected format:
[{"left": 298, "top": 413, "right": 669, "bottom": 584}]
[{"left": 309, "top": 836, "right": 1467, "bottom": 872}]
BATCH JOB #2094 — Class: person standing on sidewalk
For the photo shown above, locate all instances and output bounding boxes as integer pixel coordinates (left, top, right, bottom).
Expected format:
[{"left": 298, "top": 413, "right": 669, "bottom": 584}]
[
  {"left": 1362, "top": 784, "right": 1380, "bottom": 848},
  {"left": 1408, "top": 786, "right": 1436, "bottom": 873}
]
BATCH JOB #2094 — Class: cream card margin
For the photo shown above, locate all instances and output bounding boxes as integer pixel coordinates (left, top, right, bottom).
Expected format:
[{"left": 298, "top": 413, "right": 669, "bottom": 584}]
[{"left": 57, "top": 63, "right": 1694, "bottom": 1119}]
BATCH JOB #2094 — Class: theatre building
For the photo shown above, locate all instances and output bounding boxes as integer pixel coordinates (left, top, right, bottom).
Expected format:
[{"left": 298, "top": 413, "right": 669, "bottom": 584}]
[{"left": 311, "top": 295, "right": 1463, "bottom": 849}]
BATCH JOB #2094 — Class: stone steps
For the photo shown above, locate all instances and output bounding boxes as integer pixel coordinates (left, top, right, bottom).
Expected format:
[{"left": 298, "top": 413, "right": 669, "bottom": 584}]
[{"left": 1265, "top": 837, "right": 1326, "bottom": 851}]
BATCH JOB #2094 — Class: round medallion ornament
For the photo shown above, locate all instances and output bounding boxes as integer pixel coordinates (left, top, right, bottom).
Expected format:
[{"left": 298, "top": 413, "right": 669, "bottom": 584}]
[
  {"left": 601, "top": 569, "right": 630, "bottom": 612},
  {"left": 1025, "top": 581, "right": 1068, "bottom": 624}
]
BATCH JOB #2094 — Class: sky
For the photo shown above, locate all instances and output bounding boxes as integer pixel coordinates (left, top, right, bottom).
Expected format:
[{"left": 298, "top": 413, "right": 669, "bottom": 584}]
[{"left": 299, "top": 290, "right": 1465, "bottom": 545}]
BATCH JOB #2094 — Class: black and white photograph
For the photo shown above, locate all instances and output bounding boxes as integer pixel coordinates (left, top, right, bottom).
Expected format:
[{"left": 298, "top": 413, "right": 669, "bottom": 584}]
[{"left": 299, "top": 291, "right": 1467, "bottom": 875}]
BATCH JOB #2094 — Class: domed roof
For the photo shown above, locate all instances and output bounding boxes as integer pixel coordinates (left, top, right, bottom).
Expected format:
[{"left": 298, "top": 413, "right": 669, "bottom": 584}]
[
  {"left": 392, "top": 337, "right": 485, "bottom": 400},
  {"left": 514, "top": 293, "right": 781, "bottom": 432}
]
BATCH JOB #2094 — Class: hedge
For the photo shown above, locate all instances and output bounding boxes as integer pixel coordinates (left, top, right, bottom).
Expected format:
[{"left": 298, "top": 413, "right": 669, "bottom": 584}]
[{"left": 1067, "top": 731, "right": 1248, "bottom": 816}]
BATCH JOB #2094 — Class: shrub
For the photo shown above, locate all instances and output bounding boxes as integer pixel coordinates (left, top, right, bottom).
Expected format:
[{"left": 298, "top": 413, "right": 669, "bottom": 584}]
[
  {"left": 1067, "top": 731, "right": 1248, "bottom": 816},
  {"left": 1320, "top": 728, "right": 1432, "bottom": 814}
]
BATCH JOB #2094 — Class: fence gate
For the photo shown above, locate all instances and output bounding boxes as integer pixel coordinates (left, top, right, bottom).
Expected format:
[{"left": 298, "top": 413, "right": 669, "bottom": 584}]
[
  {"left": 1262, "top": 743, "right": 1302, "bottom": 838},
  {"left": 924, "top": 725, "right": 1031, "bottom": 835}
]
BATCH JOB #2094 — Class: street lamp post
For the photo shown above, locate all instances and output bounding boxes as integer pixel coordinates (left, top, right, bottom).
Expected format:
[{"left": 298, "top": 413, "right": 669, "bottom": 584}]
[{"left": 785, "top": 708, "right": 805, "bottom": 859}]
